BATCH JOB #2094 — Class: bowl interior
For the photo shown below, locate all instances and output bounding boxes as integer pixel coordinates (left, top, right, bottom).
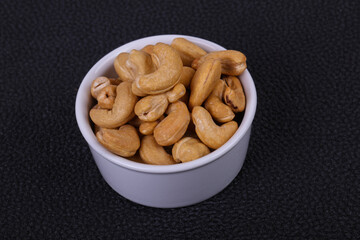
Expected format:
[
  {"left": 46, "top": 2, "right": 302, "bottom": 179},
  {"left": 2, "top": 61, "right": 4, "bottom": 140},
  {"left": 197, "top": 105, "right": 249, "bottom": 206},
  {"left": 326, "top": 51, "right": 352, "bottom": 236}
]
[{"left": 75, "top": 34, "right": 257, "bottom": 173}]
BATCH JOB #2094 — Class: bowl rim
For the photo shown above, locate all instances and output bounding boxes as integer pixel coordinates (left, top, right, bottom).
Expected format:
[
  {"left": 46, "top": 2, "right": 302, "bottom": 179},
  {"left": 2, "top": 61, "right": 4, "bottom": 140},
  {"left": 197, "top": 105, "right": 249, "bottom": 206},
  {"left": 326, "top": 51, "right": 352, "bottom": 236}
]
[{"left": 75, "top": 34, "right": 257, "bottom": 174}]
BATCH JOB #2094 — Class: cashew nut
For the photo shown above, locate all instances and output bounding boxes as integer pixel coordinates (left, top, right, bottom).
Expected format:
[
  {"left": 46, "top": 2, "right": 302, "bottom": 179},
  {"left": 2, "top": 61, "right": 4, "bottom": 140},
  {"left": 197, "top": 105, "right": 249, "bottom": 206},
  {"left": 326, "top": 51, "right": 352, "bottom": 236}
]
[
  {"left": 141, "top": 44, "right": 154, "bottom": 55},
  {"left": 192, "top": 106, "right": 238, "bottom": 149},
  {"left": 114, "top": 50, "right": 155, "bottom": 82},
  {"left": 204, "top": 79, "right": 235, "bottom": 122},
  {"left": 134, "top": 83, "right": 186, "bottom": 121},
  {"left": 153, "top": 101, "right": 190, "bottom": 146},
  {"left": 97, "top": 85, "right": 117, "bottom": 109},
  {"left": 223, "top": 76, "right": 246, "bottom": 112},
  {"left": 189, "top": 59, "right": 222, "bottom": 110},
  {"left": 192, "top": 50, "right": 247, "bottom": 76},
  {"left": 134, "top": 94, "right": 168, "bottom": 121},
  {"left": 172, "top": 137, "right": 210, "bottom": 163},
  {"left": 165, "top": 83, "right": 186, "bottom": 103},
  {"left": 139, "top": 119, "right": 161, "bottom": 136},
  {"left": 139, "top": 135, "right": 176, "bottom": 165},
  {"left": 178, "top": 66, "right": 195, "bottom": 88},
  {"left": 96, "top": 125, "right": 140, "bottom": 157},
  {"left": 171, "top": 38, "right": 207, "bottom": 66},
  {"left": 134, "top": 43, "right": 183, "bottom": 95},
  {"left": 90, "top": 81, "right": 138, "bottom": 128},
  {"left": 91, "top": 77, "right": 112, "bottom": 98}
]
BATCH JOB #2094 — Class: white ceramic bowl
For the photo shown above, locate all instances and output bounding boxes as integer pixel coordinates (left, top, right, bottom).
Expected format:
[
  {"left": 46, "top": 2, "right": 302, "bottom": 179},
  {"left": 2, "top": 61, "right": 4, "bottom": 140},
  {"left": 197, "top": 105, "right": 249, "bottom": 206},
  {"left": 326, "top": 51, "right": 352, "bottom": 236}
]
[{"left": 75, "top": 34, "right": 257, "bottom": 208}]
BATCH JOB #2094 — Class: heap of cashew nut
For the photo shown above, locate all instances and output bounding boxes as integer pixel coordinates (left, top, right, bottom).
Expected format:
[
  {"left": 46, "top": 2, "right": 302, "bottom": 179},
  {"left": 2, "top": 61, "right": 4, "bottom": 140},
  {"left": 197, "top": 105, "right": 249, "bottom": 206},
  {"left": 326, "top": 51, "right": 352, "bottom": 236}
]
[{"left": 89, "top": 38, "right": 247, "bottom": 165}]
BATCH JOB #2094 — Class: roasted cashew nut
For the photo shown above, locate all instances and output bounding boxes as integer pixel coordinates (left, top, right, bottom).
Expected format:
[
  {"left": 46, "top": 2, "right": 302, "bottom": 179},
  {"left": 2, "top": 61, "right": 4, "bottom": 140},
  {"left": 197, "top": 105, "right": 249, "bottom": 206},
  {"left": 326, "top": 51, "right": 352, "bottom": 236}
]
[
  {"left": 189, "top": 59, "right": 222, "bottom": 110},
  {"left": 153, "top": 101, "right": 190, "bottom": 146},
  {"left": 96, "top": 125, "right": 140, "bottom": 157},
  {"left": 134, "top": 83, "right": 186, "bottom": 121},
  {"left": 90, "top": 81, "right": 138, "bottom": 128},
  {"left": 91, "top": 77, "right": 112, "bottom": 98},
  {"left": 178, "top": 66, "right": 195, "bottom": 88},
  {"left": 204, "top": 79, "right": 235, "bottom": 122},
  {"left": 139, "top": 135, "right": 176, "bottom": 165},
  {"left": 192, "top": 50, "right": 247, "bottom": 76},
  {"left": 134, "top": 43, "right": 183, "bottom": 95},
  {"left": 139, "top": 117, "right": 163, "bottom": 136},
  {"left": 141, "top": 44, "right": 154, "bottom": 55},
  {"left": 114, "top": 50, "right": 155, "bottom": 82},
  {"left": 172, "top": 137, "right": 210, "bottom": 163},
  {"left": 97, "top": 85, "right": 117, "bottom": 109},
  {"left": 223, "top": 76, "right": 246, "bottom": 112},
  {"left": 192, "top": 106, "right": 238, "bottom": 149},
  {"left": 171, "top": 38, "right": 207, "bottom": 66}
]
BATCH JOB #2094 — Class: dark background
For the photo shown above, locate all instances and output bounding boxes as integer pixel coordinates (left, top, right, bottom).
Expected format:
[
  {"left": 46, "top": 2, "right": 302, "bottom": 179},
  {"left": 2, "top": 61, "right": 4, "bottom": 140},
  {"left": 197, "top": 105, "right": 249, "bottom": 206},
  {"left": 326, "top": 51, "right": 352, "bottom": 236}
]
[{"left": 1, "top": 0, "right": 359, "bottom": 239}]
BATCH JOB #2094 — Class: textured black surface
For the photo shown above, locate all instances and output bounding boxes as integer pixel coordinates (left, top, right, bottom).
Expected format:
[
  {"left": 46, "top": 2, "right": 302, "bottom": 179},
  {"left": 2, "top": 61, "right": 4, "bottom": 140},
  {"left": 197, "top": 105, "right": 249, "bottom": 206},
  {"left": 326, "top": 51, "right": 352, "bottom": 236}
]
[{"left": 1, "top": 0, "right": 360, "bottom": 239}]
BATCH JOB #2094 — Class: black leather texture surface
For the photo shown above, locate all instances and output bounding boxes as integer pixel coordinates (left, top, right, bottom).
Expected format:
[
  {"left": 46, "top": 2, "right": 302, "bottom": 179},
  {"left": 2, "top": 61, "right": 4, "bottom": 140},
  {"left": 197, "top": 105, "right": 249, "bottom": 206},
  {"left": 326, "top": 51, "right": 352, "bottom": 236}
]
[{"left": 1, "top": 0, "right": 359, "bottom": 239}]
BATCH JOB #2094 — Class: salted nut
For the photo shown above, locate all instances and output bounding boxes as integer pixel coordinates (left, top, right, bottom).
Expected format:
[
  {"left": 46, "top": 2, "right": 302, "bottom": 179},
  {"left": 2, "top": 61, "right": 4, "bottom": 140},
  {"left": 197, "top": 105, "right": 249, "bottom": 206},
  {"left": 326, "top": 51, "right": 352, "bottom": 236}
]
[
  {"left": 97, "top": 85, "right": 117, "bottom": 109},
  {"left": 91, "top": 76, "right": 120, "bottom": 99},
  {"left": 192, "top": 106, "right": 238, "bottom": 149},
  {"left": 178, "top": 66, "right": 195, "bottom": 88},
  {"left": 90, "top": 81, "right": 138, "bottom": 128},
  {"left": 192, "top": 50, "right": 247, "bottom": 76},
  {"left": 171, "top": 37, "right": 207, "bottom": 66},
  {"left": 134, "top": 43, "right": 183, "bottom": 95},
  {"left": 204, "top": 79, "right": 235, "bottom": 123},
  {"left": 96, "top": 125, "right": 140, "bottom": 157},
  {"left": 114, "top": 50, "right": 155, "bottom": 82},
  {"left": 172, "top": 137, "right": 210, "bottom": 163},
  {"left": 189, "top": 58, "right": 222, "bottom": 110},
  {"left": 154, "top": 101, "right": 190, "bottom": 146},
  {"left": 134, "top": 83, "right": 186, "bottom": 121},
  {"left": 139, "top": 116, "right": 164, "bottom": 136},
  {"left": 223, "top": 76, "right": 246, "bottom": 112},
  {"left": 139, "top": 135, "right": 176, "bottom": 165}
]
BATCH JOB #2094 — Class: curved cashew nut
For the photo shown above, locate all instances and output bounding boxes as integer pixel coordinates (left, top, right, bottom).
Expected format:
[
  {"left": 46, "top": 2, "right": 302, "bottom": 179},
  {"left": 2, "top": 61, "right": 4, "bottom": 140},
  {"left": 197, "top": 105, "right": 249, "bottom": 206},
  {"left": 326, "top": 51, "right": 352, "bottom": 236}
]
[
  {"left": 192, "top": 106, "right": 238, "bottom": 149},
  {"left": 97, "top": 85, "right": 117, "bottom": 109},
  {"left": 134, "top": 94, "right": 168, "bottom": 122},
  {"left": 223, "top": 76, "right": 246, "bottom": 112},
  {"left": 139, "top": 117, "right": 163, "bottom": 136},
  {"left": 91, "top": 76, "right": 113, "bottom": 98},
  {"left": 139, "top": 135, "right": 176, "bottom": 165},
  {"left": 192, "top": 50, "right": 247, "bottom": 76},
  {"left": 178, "top": 66, "right": 195, "bottom": 88},
  {"left": 134, "top": 83, "right": 186, "bottom": 121},
  {"left": 114, "top": 50, "right": 155, "bottom": 82},
  {"left": 141, "top": 44, "right": 154, "bottom": 55},
  {"left": 171, "top": 38, "right": 207, "bottom": 66},
  {"left": 172, "top": 137, "right": 210, "bottom": 163},
  {"left": 134, "top": 43, "right": 183, "bottom": 95},
  {"left": 189, "top": 59, "right": 222, "bottom": 110},
  {"left": 204, "top": 79, "right": 235, "bottom": 122},
  {"left": 96, "top": 125, "right": 140, "bottom": 157},
  {"left": 154, "top": 101, "right": 190, "bottom": 146},
  {"left": 90, "top": 81, "right": 138, "bottom": 128}
]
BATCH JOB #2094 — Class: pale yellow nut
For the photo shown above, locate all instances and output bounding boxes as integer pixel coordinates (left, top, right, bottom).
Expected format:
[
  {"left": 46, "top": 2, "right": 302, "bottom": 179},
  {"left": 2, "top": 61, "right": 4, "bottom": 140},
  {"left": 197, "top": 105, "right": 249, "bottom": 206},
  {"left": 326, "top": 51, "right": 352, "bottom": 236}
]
[
  {"left": 165, "top": 83, "right": 186, "bottom": 103},
  {"left": 223, "top": 76, "right": 246, "bottom": 112},
  {"left": 192, "top": 50, "right": 247, "bottom": 76},
  {"left": 135, "top": 43, "right": 183, "bottom": 95},
  {"left": 114, "top": 53, "right": 133, "bottom": 82},
  {"left": 90, "top": 81, "right": 138, "bottom": 128},
  {"left": 97, "top": 85, "right": 117, "bottom": 109},
  {"left": 171, "top": 38, "right": 207, "bottom": 66},
  {"left": 154, "top": 101, "right": 190, "bottom": 146},
  {"left": 134, "top": 94, "right": 168, "bottom": 122},
  {"left": 172, "top": 137, "right": 210, "bottom": 163},
  {"left": 189, "top": 59, "right": 222, "bottom": 110},
  {"left": 178, "top": 66, "right": 195, "bottom": 88},
  {"left": 96, "top": 125, "right": 140, "bottom": 157},
  {"left": 139, "top": 120, "right": 159, "bottom": 135},
  {"left": 91, "top": 76, "right": 111, "bottom": 99},
  {"left": 192, "top": 106, "right": 238, "bottom": 149},
  {"left": 141, "top": 44, "right": 154, "bottom": 55},
  {"left": 204, "top": 79, "right": 235, "bottom": 123},
  {"left": 127, "top": 49, "right": 155, "bottom": 76},
  {"left": 139, "top": 135, "right": 176, "bottom": 165},
  {"left": 131, "top": 82, "right": 147, "bottom": 97}
]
